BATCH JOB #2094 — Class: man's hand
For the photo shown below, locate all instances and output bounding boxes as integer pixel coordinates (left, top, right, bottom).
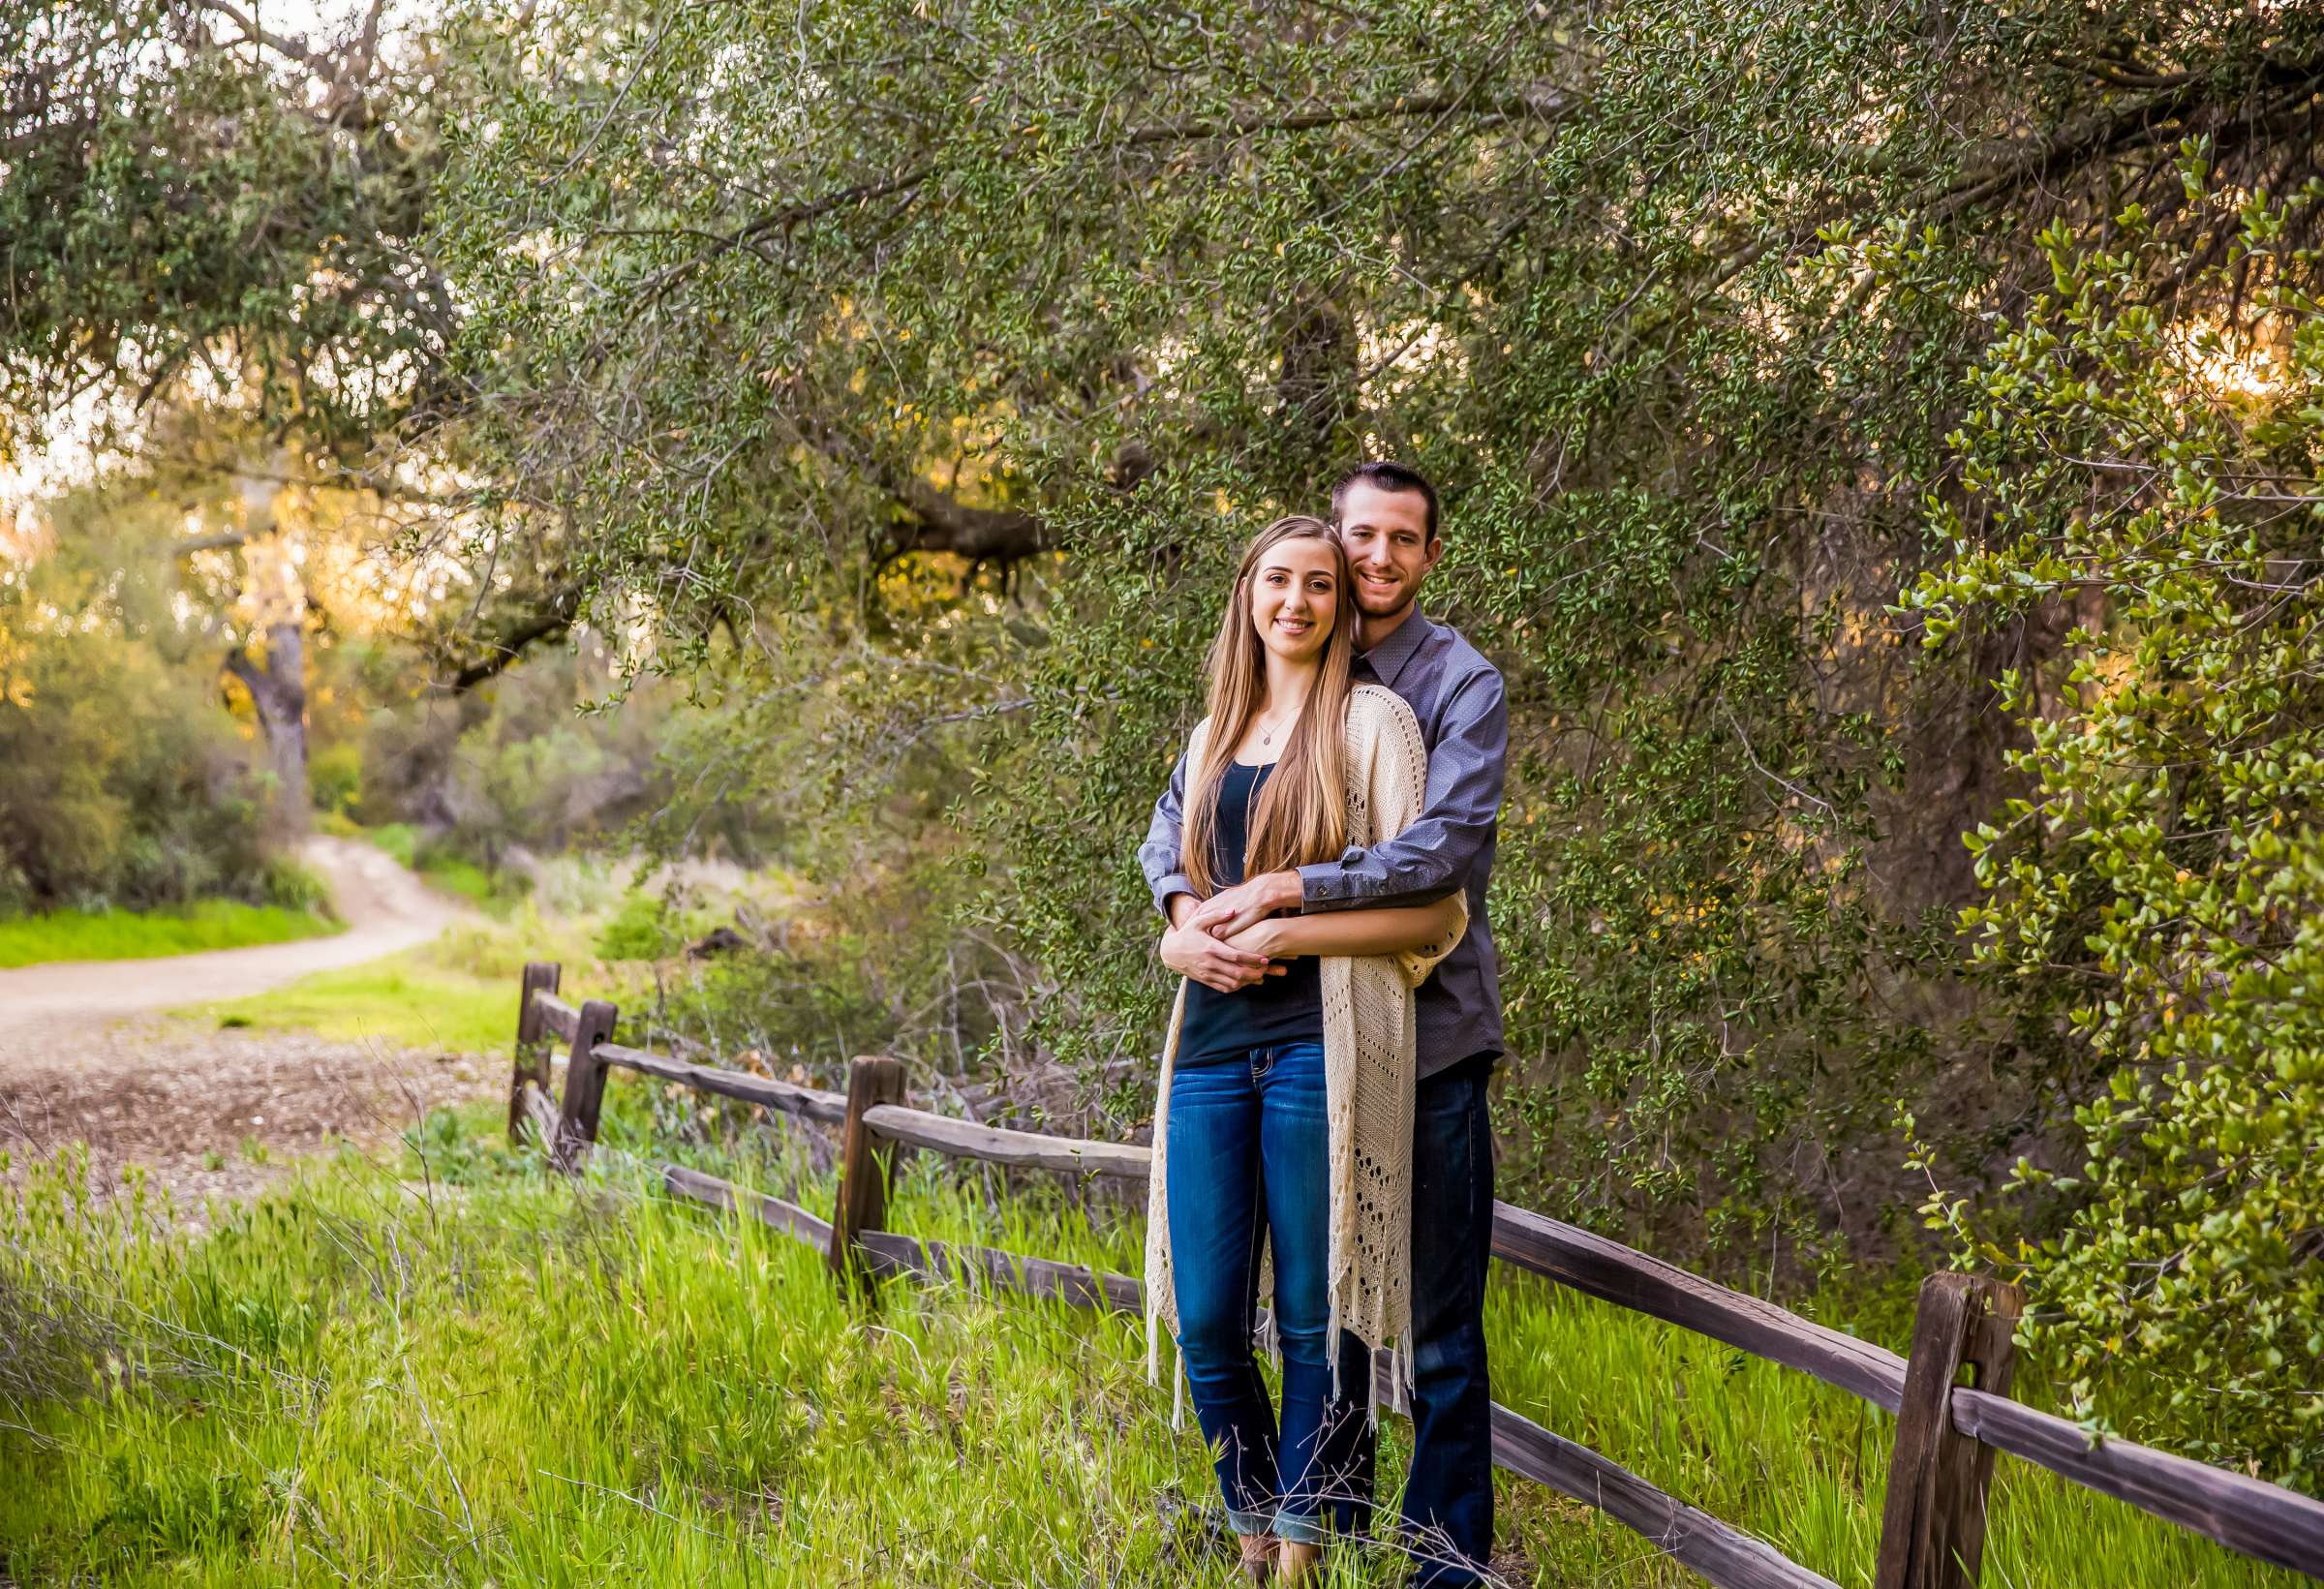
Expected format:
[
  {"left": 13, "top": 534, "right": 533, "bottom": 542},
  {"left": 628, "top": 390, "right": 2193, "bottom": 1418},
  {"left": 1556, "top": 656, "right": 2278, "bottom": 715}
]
[
  {"left": 1185, "top": 869, "right": 1303, "bottom": 939},
  {"left": 1159, "top": 919, "right": 1281, "bottom": 993}
]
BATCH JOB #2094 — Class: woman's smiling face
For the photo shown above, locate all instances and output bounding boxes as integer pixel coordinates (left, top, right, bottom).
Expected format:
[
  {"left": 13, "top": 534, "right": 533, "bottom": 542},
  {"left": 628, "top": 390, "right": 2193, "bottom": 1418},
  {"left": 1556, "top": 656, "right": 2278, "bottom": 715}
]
[{"left": 1246, "top": 537, "right": 1340, "bottom": 663}]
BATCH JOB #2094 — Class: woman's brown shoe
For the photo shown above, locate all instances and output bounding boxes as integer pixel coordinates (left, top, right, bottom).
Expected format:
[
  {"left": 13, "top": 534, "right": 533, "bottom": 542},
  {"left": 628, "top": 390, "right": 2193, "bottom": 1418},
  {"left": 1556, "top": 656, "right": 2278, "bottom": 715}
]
[
  {"left": 1237, "top": 1533, "right": 1278, "bottom": 1584},
  {"left": 1274, "top": 1539, "right": 1324, "bottom": 1584}
]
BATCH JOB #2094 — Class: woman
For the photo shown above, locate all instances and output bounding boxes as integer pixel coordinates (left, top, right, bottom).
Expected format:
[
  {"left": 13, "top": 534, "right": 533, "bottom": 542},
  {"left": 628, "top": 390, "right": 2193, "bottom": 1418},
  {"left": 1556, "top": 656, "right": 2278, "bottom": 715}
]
[{"left": 1144, "top": 515, "right": 1464, "bottom": 1583}]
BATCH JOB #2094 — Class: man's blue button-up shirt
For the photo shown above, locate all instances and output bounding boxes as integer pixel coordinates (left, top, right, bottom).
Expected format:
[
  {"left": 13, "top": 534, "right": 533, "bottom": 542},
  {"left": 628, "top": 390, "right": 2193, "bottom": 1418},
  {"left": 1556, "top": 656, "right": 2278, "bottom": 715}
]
[{"left": 1139, "top": 610, "right": 1508, "bottom": 1079}]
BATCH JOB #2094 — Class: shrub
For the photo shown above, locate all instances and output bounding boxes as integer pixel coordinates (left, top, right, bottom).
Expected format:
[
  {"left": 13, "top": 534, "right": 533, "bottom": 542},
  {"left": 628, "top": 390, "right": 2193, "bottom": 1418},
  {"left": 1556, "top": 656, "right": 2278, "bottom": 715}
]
[
  {"left": 363, "top": 822, "right": 420, "bottom": 869},
  {"left": 594, "top": 890, "right": 684, "bottom": 962},
  {"left": 260, "top": 858, "right": 332, "bottom": 915},
  {"left": 0, "top": 615, "right": 275, "bottom": 911},
  {"left": 307, "top": 741, "right": 363, "bottom": 816},
  {"left": 1906, "top": 166, "right": 2324, "bottom": 1485}
]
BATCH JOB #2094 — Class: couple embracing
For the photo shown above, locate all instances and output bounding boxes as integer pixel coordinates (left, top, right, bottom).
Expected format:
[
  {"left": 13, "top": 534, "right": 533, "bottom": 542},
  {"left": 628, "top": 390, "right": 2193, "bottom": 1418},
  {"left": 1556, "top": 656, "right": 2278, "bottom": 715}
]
[{"left": 1139, "top": 463, "right": 1505, "bottom": 1587}]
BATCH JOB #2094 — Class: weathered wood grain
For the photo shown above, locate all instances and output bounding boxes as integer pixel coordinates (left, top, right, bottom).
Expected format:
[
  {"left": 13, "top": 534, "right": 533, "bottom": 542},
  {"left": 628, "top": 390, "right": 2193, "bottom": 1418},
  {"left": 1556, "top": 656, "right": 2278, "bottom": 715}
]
[
  {"left": 661, "top": 1164, "right": 833, "bottom": 1248},
  {"left": 1939, "top": 1278, "right": 2019, "bottom": 1586},
  {"left": 1874, "top": 1273, "right": 2020, "bottom": 1589},
  {"left": 596, "top": 1041, "right": 849, "bottom": 1124},
  {"left": 854, "top": 1228, "right": 1146, "bottom": 1313},
  {"left": 1491, "top": 1201, "right": 1909, "bottom": 1412},
  {"left": 829, "top": 1055, "right": 906, "bottom": 1292},
  {"left": 548, "top": 998, "right": 618, "bottom": 1174},
  {"left": 1952, "top": 1387, "right": 2324, "bottom": 1578},
  {"left": 507, "top": 962, "right": 562, "bottom": 1143},
  {"left": 859, "top": 1104, "right": 1152, "bottom": 1179},
  {"left": 1490, "top": 1401, "right": 1842, "bottom": 1589},
  {"left": 532, "top": 992, "right": 581, "bottom": 1043}
]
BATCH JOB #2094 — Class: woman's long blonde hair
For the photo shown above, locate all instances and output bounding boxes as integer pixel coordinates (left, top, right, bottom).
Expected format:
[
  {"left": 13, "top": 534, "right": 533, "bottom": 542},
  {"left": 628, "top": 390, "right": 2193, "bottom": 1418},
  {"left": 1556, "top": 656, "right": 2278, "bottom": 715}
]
[{"left": 1182, "top": 515, "right": 1357, "bottom": 897}]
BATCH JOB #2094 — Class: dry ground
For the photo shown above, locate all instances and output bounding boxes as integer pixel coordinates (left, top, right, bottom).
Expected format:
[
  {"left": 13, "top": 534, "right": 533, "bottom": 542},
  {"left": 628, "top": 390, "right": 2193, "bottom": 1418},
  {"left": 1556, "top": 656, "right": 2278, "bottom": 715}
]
[
  {"left": 0, "top": 1019, "right": 503, "bottom": 1214},
  {"left": 0, "top": 838, "right": 487, "bottom": 1213}
]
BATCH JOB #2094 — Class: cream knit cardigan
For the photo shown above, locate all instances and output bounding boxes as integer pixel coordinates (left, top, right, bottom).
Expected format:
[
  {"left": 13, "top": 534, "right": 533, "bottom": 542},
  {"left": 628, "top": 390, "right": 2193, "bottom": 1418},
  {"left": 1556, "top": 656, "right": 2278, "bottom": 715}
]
[{"left": 1145, "top": 684, "right": 1465, "bottom": 1404}]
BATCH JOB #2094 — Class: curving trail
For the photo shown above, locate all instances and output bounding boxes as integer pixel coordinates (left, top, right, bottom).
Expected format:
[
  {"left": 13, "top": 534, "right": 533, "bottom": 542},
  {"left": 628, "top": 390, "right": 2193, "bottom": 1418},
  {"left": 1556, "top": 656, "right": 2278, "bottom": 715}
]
[
  {"left": 0, "top": 838, "right": 487, "bottom": 1213},
  {"left": 0, "top": 836, "right": 466, "bottom": 1060}
]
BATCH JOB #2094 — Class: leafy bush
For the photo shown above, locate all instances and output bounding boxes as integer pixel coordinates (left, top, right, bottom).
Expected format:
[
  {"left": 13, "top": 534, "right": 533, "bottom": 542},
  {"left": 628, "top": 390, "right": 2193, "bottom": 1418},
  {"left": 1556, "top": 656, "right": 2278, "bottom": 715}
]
[
  {"left": 0, "top": 606, "right": 276, "bottom": 912},
  {"left": 416, "top": 848, "right": 516, "bottom": 912},
  {"left": 355, "top": 643, "right": 697, "bottom": 871},
  {"left": 594, "top": 890, "right": 686, "bottom": 962},
  {"left": 431, "top": 0, "right": 2324, "bottom": 1282},
  {"left": 259, "top": 858, "right": 332, "bottom": 914},
  {"left": 359, "top": 820, "right": 526, "bottom": 912},
  {"left": 306, "top": 741, "right": 362, "bottom": 816},
  {"left": 1907, "top": 165, "right": 2324, "bottom": 1485},
  {"left": 362, "top": 822, "right": 420, "bottom": 869}
]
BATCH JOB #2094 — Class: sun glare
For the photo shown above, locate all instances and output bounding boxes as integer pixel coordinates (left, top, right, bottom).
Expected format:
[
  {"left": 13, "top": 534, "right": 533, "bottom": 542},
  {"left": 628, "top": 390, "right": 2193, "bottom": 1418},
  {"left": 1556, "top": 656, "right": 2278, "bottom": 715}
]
[{"left": 2166, "top": 318, "right": 2287, "bottom": 401}]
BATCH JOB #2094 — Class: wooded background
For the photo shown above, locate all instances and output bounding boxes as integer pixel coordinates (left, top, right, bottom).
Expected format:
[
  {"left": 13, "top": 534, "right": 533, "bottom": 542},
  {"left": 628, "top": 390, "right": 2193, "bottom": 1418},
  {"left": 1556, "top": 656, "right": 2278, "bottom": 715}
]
[{"left": 6, "top": 0, "right": 2320, "bottom": 1485}]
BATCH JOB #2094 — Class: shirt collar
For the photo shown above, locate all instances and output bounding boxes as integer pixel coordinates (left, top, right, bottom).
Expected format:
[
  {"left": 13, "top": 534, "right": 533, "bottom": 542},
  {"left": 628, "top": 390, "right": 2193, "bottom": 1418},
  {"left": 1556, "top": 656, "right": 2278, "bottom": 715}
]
[{"left": 1358, "top": 609, "right": 1433, "bottom": 688}]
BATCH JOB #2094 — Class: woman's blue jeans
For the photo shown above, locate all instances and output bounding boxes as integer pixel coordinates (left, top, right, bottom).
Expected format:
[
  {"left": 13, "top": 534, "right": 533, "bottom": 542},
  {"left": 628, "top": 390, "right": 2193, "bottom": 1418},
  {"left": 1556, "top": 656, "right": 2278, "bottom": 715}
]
[{"left": 1166, "top": 1040, "right": 1375, "bottom": 1543}]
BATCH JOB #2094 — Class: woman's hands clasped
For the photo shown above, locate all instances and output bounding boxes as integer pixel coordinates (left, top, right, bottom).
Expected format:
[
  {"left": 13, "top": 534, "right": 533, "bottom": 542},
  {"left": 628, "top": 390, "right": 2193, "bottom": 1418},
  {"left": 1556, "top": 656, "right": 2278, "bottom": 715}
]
[{"left": 1159, "top": 910, "right": 1292, "bottom": 993}]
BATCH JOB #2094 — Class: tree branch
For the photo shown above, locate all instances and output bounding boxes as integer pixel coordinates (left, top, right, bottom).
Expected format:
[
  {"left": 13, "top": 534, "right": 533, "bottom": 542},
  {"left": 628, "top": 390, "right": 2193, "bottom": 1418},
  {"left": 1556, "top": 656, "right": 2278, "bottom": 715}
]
[
  {"left": 626, "top": 85, "right": 1578, "bottom": 306},
  {"left": 176, "top": 530, "right": 252, "bottom": 556},
  {"left": 431, "top": 590, "right": 582, "bottom": 694},
  {"left": 891, "top": 478, "right": 1047, "bottom": 564},
  {"left": 193, "top": 0, "right": 319, "bottom": 68}
]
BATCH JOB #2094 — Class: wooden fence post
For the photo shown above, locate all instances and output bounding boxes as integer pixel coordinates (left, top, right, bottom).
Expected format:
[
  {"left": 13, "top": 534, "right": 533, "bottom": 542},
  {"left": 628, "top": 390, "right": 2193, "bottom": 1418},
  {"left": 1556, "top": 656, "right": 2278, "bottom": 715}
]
[
  {"left": 1874, "top": 1272, "right": 2024, "bottom": 1589},
  {"left": 828, "top": 1055, "right": 905, "bottom": 1294},
  {"left": 507, "top": 962, "right": 562, "bottom": 1144},
  {"left": 549, "top": 999, "right": 620, "bottom": 1174}
]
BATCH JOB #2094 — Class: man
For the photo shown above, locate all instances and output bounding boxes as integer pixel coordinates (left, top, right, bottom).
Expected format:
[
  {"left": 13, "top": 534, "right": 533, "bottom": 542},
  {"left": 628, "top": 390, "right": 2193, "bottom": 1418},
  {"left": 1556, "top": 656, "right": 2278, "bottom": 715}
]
[{"left": 1139, "top": 461, "right": 1507, "bottom": 1588}]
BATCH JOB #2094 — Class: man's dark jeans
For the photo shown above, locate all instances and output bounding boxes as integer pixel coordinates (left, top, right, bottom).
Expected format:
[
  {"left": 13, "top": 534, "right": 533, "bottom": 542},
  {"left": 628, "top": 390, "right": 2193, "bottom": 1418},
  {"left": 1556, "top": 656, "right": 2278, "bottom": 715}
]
[{"left": 1399, "top": 1051, "right": 1497, "bottom": 1586}]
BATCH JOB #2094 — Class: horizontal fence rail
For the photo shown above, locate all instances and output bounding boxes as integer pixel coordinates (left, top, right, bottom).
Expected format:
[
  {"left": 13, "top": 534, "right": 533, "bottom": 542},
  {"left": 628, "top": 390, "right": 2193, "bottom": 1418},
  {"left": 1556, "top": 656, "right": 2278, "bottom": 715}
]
[
  {"left": 1490, "top": 1202, "right": 1911, "bottom": 1414},
  {"left": 857, "top": 1227, "right": 1147, "bottom": 1313},
  {"left": 859, "top": 1102, "right": 1153, "bottom": 1178},
  {"left": 504, "top": 962, "right": 2324, "bottom": 1589},
  {"left": 600, "top": 1041, "right": 849, "bottom": 1123},
  {"left": 533, "top": 991, "right": 581, "bottom": 1043},
  {"left": 661, "top": 1163, "right": 836, "bottom": 1247},
  {"left": 1950, "top": 1387, "right": 2324, "bottom": 1575},
  {"left": 1488, "top": 1408, "right": 1844, "bottom": 1589}
]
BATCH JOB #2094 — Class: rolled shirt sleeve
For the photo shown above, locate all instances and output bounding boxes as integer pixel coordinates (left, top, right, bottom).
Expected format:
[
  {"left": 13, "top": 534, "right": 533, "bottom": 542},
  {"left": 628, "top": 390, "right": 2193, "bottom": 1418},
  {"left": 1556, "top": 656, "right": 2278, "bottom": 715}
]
[
  {"left": 1139, "top": 742, "right": 1199, "bottom": 919},
  {"left": 1299, "top": 666, "right": 1508, "bottom": 912}
]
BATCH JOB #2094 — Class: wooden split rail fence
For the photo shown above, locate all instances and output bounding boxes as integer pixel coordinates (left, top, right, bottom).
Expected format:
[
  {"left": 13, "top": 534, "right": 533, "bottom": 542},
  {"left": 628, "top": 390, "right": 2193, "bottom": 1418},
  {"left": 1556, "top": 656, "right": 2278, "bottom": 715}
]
[{"left": 505, "top": 962, "right": 2324, "bottom": 1589}]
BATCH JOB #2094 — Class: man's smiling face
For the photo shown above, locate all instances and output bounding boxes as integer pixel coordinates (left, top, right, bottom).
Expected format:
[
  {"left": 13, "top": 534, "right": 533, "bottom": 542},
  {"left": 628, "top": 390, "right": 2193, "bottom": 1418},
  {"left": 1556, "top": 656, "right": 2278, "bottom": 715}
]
[{"left": 1335, "top": 481, "right": 1441, "bottom": 623}]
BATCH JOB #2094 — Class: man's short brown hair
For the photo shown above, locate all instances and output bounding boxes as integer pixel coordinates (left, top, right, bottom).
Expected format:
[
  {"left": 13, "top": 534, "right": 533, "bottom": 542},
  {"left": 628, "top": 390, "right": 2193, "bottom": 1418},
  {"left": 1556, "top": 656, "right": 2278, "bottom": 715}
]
[{"left": 1330, "top": 461, "right": 1440, "bottom": 541}]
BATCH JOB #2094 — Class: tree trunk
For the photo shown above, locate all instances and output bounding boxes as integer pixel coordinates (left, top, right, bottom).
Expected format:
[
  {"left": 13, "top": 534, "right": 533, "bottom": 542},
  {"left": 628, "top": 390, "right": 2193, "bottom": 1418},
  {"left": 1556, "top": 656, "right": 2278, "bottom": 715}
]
[
  {"left": 226, "top": 621, "right": 311, "bottom": 833},
  {"left": 217, "top": 457, "right": 313, "bottom": 834}
]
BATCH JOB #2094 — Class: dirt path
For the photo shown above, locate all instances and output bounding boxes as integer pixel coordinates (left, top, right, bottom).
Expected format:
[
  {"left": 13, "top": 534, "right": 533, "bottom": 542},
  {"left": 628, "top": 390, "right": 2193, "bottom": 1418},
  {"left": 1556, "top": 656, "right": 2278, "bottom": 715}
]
[
  {"left": 0, "top": 838, "right": 495, "bottom": 1214},
  {"left": 0, "top": 836, "right": 465, "bottom": 1054}
]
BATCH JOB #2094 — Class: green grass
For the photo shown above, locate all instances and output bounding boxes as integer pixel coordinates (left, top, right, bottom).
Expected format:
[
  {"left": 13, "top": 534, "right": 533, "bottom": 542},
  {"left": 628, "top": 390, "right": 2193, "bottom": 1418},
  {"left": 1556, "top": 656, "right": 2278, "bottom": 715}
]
[
  {"left": 361, "top": 821, "right": 527, "bottom": 915},
  {"left": 0, "top": 1097, "right": 2302, "bottom": 1589},
  {"left": 417, "top": 852, "right": 505, "bottom": 911},
  {"left": 182, "top": 915, "right": 616, "bottom": 1054},
  {"left": 187, "top": 954, "right": 515, "bottom": 1052},
  {"left": 358, "top": 819, "right": 423, "bottom": 869},
  {"left": 0, "top": 900, "right": 341, "bottom": 968}
]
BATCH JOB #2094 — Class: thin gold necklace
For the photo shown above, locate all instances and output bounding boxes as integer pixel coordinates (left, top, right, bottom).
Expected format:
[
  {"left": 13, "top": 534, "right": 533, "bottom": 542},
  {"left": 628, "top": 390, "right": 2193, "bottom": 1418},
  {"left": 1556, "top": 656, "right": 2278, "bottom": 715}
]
[{"left": 1255, "top": 702, "right": 1300, "bottom": 751}]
